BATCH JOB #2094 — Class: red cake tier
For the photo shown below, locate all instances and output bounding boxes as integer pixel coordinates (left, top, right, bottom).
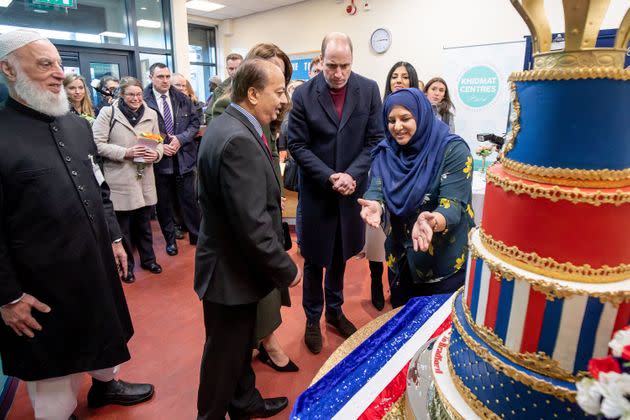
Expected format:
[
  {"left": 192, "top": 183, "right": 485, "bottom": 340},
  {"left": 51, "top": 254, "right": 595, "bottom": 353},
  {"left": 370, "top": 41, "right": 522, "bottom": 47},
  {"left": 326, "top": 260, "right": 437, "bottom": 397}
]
[{"left": 481, "top": 164, "right": 630, "bottom": 282}]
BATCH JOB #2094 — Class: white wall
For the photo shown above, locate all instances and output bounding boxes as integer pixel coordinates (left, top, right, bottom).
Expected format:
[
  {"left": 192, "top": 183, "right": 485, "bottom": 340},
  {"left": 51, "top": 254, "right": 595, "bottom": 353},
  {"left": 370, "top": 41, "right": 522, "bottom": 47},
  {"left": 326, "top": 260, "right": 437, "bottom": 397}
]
[
  {"left": 172, "top": 1, "right": 225, "bottom": 82},
  {"left": 220, "top": 0, "right": 629, "bottom": 94}
]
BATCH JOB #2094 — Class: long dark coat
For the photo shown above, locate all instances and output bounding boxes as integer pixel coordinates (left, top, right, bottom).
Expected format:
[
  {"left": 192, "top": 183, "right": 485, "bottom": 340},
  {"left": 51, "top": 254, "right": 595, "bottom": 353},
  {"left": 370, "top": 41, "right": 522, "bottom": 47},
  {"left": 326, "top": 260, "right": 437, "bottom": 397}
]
[
  {"left": 0, "top": 98, "right": 133, "bottom": 381},
  {"left": 288, "top": 72, "right": 383, "bottom": 267}
]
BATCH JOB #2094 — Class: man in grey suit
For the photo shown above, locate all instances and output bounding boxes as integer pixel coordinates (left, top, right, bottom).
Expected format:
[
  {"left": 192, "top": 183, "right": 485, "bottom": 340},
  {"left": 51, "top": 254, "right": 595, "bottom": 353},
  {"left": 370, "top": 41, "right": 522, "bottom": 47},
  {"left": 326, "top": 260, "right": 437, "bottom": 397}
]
[{"left": 195, "top": 58, "right": 302, "bottom": 420}]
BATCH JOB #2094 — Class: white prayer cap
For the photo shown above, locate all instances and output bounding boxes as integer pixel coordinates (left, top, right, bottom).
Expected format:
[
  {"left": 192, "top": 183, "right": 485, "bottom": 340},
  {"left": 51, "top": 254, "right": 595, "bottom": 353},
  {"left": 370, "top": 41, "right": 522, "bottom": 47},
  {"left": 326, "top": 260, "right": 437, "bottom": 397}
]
[{"left": 0, "top": 29, "right": 46, "bottom": 60}]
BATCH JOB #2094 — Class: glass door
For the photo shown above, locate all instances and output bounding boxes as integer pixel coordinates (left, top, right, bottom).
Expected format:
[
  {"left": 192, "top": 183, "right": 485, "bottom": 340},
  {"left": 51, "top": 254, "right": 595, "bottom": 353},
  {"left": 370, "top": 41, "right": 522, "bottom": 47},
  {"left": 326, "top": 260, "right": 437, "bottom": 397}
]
[
  {"left": 57, "top": 46, "right": 132, "bottom": 109},
  {"left": 80, "top": 52, "right": 131, "bottom": 109}
]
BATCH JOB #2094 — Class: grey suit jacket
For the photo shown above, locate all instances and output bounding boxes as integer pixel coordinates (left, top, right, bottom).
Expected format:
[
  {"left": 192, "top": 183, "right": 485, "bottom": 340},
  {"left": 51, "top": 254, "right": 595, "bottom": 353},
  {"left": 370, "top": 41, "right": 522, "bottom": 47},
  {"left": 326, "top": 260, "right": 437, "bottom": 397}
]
[{"left": 194, "top": 105, "right": 297, "bottom": 304}]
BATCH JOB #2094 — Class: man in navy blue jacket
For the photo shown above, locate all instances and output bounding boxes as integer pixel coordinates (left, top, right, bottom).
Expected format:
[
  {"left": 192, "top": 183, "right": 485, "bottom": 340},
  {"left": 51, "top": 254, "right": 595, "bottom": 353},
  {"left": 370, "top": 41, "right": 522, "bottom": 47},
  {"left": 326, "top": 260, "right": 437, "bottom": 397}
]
[
  {"left": 288, "top": 33, "right": 383, "bottom": 354},
  {"left": 144, "top": 63, "right": 201, "bottom": 256}
]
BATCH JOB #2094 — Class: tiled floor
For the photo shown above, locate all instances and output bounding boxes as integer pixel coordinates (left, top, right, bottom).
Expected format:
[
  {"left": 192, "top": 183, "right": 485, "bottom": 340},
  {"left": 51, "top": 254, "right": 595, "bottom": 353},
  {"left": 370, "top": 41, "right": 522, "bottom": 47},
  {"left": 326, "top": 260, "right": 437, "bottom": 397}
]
[{"left": 7, "top": 224, "right": 390, "bottom": 419}]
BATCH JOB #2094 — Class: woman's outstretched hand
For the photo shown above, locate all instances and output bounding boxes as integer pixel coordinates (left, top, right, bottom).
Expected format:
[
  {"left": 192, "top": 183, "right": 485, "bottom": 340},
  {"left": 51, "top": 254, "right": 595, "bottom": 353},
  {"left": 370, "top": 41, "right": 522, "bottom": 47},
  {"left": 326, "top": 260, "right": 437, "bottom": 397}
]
[
  {"left": 412, "top": 211, "right": 435, "bottom": 252},
  {"left": 358, "top": 198, "right": 382, "bottom": 228}
]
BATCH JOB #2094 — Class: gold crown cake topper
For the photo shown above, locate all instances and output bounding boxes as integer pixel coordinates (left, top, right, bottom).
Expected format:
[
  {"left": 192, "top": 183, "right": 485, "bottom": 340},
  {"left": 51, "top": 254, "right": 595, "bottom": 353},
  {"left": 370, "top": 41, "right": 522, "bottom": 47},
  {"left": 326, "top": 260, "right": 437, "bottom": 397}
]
[{"left": 510, "top": 0, "right": 630, "bottom": 69}]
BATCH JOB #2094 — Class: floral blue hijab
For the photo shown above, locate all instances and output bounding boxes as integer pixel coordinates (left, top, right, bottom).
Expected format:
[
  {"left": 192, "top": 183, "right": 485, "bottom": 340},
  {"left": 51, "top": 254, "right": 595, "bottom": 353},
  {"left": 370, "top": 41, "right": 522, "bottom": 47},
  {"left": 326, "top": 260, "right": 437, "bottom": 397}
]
[{"left": 370, "top": 88, "right": 464, "bottom": 218}]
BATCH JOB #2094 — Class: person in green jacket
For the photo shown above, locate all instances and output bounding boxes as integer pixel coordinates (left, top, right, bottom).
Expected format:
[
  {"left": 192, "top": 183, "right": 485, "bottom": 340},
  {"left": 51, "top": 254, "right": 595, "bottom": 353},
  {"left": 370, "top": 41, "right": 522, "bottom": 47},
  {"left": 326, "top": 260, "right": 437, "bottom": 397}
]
[{"left": 204, "top": 52, "right": 242, "bottom": 124}]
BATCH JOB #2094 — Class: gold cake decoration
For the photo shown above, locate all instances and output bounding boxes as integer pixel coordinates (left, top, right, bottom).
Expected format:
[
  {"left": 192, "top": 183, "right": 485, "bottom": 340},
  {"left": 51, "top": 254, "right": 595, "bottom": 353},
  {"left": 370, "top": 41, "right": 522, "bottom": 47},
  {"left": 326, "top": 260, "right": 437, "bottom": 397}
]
[
  {"left": 500, "top": 83, "right": 521, "bottom": 157},
  {"left": 501, "top": 158, "right": 630, "bottom": 188},
  {"left": 509, "top": 67, "right": 630, "bottom": 82},
  {"left": 479, "top": 229, "right": 630, "bottom": 283},
  {"left": 533, "top": 50, "right": 626, "bottom": 69},
  {"left": 510, "top": 0, "right": 629, "bottom": 70},
  {"left": 468, "top": 232, "right": 630, "bottom": 306},
  {"left": 461, "top": 298, "right": 580, "bottom": 383},
  {"left": 485, "top": 167, "right": 630, "bottom": 207},
  {"left": 451, "top": 294, "right": 578, "bottom": 402}
]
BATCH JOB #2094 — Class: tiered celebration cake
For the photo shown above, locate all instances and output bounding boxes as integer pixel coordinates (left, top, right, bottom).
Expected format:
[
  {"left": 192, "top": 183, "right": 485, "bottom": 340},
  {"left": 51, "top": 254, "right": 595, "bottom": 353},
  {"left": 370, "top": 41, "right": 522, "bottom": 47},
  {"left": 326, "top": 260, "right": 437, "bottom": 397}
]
[{"left": 424, "top": 1, "right": 630, "bottom": 418}]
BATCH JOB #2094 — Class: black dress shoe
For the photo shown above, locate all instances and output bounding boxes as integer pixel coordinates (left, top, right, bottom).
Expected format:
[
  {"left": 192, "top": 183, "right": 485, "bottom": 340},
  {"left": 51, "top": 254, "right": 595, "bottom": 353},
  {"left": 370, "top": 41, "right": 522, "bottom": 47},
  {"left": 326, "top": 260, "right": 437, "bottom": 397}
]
[
  {"left": 140, "top": 262, "right": 162, "bottom": 274},
  {"left": 87, "top": 378, "right": 154, "bottom": 408},
  {"left": 122, "top": 271, "right": 135, "bottom": 284},
  {"left": 325, "top": 312, "right": 357, "bottom": 338},
  {"left": 258, "top": 344, "right": 299, "bottom": 372},
  {"left": 165, "top": 243, "right": 178, "bottom": 256},
  {"left": 304, "top": 322, "right": 322, "bottom": 354},
  {"left": 232, "top": 397, "right": 288, "bottom": 419}
]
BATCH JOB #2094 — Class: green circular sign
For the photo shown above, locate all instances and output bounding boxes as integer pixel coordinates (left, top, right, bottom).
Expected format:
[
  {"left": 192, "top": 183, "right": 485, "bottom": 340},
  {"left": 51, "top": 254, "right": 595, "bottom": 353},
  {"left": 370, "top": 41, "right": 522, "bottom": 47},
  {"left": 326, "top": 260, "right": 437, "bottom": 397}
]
[{"left": 458, "top": 66, "right": 499, "bottom": 108}]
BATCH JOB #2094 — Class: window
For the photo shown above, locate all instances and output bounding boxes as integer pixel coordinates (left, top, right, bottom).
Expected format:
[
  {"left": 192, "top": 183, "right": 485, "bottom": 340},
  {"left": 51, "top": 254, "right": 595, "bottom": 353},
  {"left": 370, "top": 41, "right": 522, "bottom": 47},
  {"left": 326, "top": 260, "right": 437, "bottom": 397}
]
[
  {"left": 188, "top": 25, "right": 217, "bottom": 103},
  {"left": 0, "top": 0, "right": 174, "bottom": 93},
  {"left": 135, "top": 0, "right": 167, "bottom": 49},
  {"left": 0, "top": 0, "right": 130, "bottom": 46}
]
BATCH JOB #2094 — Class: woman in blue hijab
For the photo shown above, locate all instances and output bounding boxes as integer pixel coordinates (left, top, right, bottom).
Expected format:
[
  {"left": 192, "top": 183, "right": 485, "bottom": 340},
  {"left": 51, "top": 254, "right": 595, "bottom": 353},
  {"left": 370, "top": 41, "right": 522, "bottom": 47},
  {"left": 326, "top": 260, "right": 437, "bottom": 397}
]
[{"left": 359, "top": 88, "right": 474, "bottom": 307}]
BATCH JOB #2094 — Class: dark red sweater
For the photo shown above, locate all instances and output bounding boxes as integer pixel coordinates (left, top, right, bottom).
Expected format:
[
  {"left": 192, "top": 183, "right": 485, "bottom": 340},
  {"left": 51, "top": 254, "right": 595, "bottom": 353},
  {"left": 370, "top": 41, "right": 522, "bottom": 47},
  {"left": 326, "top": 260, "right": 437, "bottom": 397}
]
[{"left": 329, "top": 85, "right": 347, "bottom": 119}]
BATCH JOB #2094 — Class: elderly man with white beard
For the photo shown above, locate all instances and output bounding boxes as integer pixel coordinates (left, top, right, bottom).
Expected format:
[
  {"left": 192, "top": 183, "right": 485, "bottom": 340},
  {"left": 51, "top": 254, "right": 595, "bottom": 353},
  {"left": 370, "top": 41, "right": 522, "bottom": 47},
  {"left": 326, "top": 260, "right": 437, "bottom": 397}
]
[{"left": 0, "top": 30, "right": 154, "bottom": 420}]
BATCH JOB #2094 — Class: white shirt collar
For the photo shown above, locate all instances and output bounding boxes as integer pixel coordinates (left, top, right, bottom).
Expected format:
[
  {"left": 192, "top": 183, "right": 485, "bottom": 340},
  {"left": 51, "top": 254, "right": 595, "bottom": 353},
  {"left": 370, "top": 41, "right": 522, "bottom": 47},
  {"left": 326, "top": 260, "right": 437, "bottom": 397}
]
[{"left": 153, "top": 88, "right": 169, "bottom": 100}]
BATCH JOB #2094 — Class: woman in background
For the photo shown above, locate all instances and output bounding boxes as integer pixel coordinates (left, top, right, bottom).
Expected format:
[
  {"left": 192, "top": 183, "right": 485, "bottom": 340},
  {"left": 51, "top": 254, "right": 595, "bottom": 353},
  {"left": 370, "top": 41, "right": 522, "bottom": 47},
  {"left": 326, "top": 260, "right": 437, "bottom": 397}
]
[
  {"left": 359, "top": 88, "right": 473, "bottom": 307},
  {"left": 278, "top": 79, "right": 304, "bottom": 162},
  {"left": 64, "top": 74, "right": 95, "bottom": 124},
  {"left": 382, "top": 61, "right": 420, "bottom": 101},
  {"left": 173, "top": 73, "right": 205, "bottom": 125},
  {"left": 244, "top": 43, "right": 298, "bottom": 373},
  {"left": 424, "top": 77, "right": 455, "bottom": 133},
  {"left": 92, "top": 77, "right": 163, "bottom": 284}
]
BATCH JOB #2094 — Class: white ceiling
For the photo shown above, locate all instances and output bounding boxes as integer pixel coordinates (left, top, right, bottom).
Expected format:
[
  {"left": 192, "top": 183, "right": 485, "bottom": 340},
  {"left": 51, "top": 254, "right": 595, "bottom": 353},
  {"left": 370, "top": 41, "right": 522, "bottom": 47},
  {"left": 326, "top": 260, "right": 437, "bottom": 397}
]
[{"left": 186, "top": 0, "right": 306, "bottom": 20}]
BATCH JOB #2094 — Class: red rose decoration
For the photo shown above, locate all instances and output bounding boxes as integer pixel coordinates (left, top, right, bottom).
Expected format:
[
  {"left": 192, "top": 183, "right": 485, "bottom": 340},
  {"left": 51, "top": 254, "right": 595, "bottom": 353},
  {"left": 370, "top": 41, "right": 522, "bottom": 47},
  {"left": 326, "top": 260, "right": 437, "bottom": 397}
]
[{"left": 588, "top": 356, "right": 621, "bottom": 380}]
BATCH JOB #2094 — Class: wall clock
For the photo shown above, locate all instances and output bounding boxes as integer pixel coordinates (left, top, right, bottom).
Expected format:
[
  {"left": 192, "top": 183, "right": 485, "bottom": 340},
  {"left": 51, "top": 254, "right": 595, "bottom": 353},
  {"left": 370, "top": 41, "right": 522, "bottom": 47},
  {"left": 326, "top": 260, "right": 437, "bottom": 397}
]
[{"left": 370, "top": 28, "right": 392, "bottom": 54}]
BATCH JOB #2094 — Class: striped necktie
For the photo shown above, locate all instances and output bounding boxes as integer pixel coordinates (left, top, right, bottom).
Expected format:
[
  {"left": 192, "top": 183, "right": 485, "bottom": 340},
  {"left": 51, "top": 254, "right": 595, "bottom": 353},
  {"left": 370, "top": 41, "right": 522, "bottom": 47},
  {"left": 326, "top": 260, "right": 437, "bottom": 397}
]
[{"left": 161, "top": 94, "right": 174, "bottom": 135}]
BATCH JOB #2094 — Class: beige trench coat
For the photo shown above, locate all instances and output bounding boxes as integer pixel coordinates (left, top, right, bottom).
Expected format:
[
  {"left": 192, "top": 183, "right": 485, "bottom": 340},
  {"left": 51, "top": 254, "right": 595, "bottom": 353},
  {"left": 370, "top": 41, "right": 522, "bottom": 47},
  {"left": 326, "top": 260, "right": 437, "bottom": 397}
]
[{"left": 92, "top": 100, "right": 163, "bottom": 211}]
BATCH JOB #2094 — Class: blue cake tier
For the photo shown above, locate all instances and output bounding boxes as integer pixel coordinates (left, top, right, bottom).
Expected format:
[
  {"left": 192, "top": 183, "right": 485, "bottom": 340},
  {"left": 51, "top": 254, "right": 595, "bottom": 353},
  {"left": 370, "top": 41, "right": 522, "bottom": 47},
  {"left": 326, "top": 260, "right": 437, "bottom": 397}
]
[
  {"left": 448, "top": 291, "right": 595, "bottom": 419},
  {"left": 504, "top": 78, "right": 629, "bottom": 172}
]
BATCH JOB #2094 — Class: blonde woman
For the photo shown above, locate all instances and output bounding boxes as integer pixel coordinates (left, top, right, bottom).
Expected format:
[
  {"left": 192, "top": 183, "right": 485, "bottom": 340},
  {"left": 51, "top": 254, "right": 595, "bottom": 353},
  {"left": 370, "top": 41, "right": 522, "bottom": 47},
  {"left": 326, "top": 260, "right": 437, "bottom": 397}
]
[{"left": 63, "top": 74, "right": 95, "bottom": 124}]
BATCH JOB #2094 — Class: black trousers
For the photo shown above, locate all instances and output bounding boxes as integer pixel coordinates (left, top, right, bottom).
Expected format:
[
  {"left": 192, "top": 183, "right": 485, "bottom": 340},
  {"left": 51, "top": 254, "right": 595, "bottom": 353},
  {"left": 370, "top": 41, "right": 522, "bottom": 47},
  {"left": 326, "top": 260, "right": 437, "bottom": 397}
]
[
  {"left": 197, "top": 301, "right": 263, "bottom": 420},
  {"left": 115, "top": 206, "right": 156, "bottom": 269},
  {"left": 155, "top": 172, "right": 200, "bottom": 245},
  {"left": 302, "top": 221, "right": 346, "bottom": 323}
]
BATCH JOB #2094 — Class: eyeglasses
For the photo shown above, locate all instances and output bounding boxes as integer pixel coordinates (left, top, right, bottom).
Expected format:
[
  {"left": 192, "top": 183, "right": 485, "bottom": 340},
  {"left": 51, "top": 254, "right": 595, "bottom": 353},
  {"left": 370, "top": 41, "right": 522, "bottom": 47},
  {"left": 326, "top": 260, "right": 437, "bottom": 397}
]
[{"left": 124, "top": 93, "right": 143, "bottom": 98}]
